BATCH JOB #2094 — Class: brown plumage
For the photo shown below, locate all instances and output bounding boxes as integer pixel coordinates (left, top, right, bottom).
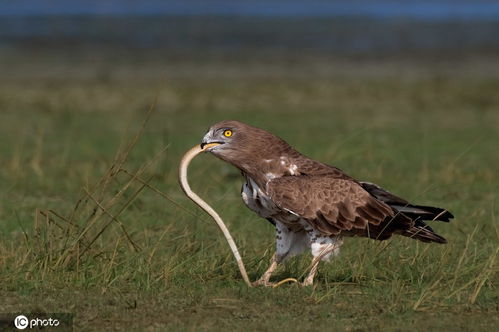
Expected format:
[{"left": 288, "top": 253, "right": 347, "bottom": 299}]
[{"left": 200, "top": 120, "right": 453, "bottom": 286}]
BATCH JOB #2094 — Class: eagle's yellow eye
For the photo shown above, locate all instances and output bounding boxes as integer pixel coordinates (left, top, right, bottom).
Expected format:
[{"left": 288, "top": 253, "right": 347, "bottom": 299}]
[{"left": 223, "top": 130, "right": 232, "bottom": 137}]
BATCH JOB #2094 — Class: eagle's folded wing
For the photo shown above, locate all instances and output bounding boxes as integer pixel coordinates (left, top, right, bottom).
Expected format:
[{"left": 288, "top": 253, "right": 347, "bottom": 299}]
[{"left": 266, "top": 175, "right": 396, "bottom": 236}]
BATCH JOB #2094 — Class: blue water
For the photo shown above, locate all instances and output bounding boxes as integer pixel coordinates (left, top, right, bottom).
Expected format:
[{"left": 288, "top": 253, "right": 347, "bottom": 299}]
[
  {"left": 2, "top": 1, "right": 499, "bottom": 54},
  {"left": 1, "top": 0, "right": 499, "bottom": 20}
]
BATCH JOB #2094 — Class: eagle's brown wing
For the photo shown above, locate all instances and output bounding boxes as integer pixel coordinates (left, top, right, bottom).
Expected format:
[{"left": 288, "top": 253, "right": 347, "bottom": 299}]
[{"left": 266, "top": 175, "right": 403, "bottom": 237}]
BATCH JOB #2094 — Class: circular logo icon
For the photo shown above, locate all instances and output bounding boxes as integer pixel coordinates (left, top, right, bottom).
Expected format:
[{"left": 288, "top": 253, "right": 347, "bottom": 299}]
[{"left": 14, "top": 315, "right": 28, "bottom": 330}]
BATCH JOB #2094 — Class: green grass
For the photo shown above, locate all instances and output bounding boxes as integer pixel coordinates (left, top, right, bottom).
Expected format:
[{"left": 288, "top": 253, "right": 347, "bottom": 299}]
[{"left": 0, "top": 56, "right": 497, "bottom": 331}]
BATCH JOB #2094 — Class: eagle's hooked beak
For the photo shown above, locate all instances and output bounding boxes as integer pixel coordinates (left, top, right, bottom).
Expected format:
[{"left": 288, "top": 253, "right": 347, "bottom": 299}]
[{"left": 200, "top": 142, "right": 222, "bottom": 151}]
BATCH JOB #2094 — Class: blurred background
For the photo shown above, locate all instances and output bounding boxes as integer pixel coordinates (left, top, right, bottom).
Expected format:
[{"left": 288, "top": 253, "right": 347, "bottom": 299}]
[{"left": 3, "top": 0, "right": 499, "bottom": 77}]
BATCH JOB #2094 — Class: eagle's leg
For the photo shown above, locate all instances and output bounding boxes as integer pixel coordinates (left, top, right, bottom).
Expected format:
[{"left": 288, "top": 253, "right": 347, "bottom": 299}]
[
  {"left": 253, "top": 221, "right": 308, "bottom": 287},
  {"left": 302, "top": 244, "right": 335, "bottom": 286},
  {"left": 302, "top": 233, "right": 343, "bottom": 286},
  {"left": 302, "top": 257, "right": 321, "bottom": 286}
]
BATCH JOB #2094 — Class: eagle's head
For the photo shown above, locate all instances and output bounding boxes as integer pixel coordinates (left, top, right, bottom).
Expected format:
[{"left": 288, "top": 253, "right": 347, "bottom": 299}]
[
  {"left": 201, "top": 120, "right": 297, "bottom": 172},
  {"left": 200, "top": 120, "right": 287, "bottom": 163},
  {"left": 200, "top": 120, "right": 250, "bottom": 156}
]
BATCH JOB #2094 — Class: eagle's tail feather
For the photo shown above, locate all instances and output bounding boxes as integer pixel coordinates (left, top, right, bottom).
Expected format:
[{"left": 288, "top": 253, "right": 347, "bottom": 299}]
[
  {"left": 390, "top": 204, "right": 454, "bottom": 222},
  {"left": 399, "top": 221, "right": 447, "bottom": 244},
  {"left": 359, "top": 182, "right": 454, "bottom": 223}
]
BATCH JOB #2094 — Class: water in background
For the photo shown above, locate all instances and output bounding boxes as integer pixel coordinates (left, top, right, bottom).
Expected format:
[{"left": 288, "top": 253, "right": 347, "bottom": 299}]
[
  {"left": 1, "top": 0, "right": 499, "bottom": 57},
  {"left": 2, "top": 0, "right": 499, "bottom": 19}
]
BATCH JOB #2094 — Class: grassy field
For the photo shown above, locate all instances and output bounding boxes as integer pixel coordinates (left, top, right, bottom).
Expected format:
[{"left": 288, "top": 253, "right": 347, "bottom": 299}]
[{"left": 0, "top": 54, "right": 497, "bottom": 331}]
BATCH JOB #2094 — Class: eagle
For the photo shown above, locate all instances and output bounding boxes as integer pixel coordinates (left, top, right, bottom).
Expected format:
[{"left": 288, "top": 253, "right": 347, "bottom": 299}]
[{"left": 199, "top": 120, "right": 453, "bottom": 286}]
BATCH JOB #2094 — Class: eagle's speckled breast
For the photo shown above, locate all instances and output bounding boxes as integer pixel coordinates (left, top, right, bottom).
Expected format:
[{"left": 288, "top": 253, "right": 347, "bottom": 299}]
[{"left": 241, "top": 173, "right": 305, "bottom": 233}]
